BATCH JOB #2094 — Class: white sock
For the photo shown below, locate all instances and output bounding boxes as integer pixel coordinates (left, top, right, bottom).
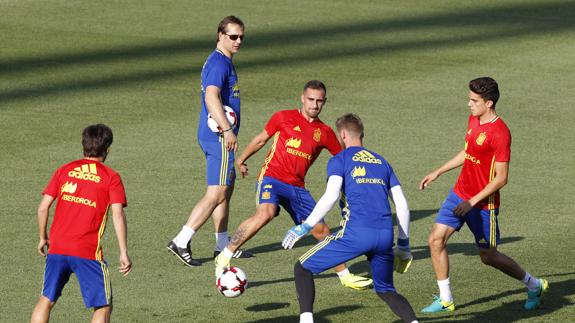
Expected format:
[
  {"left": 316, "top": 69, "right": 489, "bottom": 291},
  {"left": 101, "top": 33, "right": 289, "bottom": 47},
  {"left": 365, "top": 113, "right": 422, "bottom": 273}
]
[
  {"left": 222, "top": 247, "right": 234, "bottom": 259},
  {"left": 522, "top": 272, "right": 540, "bottom": 291},
  {"left": 336, "top": 268, "right": 350, "bottom": 278},
  {"left": 173, "top": 226, "right": 195, "bottom": 248},
  {"left": 299, "top": 312, "right": 314, "bottom": 323},
  {"left": 437, "top": 278, "right": 453, "bottom": 302},
  {"left": 215, "top": 232, "right": 230, "bottom": 251},
  {"left": 410, "top": 321, "right": 419, "bottom": 323}
]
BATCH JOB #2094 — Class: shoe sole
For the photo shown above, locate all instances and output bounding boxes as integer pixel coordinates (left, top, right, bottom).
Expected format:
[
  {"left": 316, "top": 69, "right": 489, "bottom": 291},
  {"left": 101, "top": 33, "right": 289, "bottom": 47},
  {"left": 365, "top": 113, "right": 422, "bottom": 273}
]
[
  {"left": 422, "top": 308, "right": 455, "bottom": 314},
  {"left": 166, "top": 246, "right": 201, "bottom": 267},
  {"left": 421, "top": 301, "right": 455, "bottom": 313},
  {"left": 343, "top": 285, "right": 372, "bottom": 290}
]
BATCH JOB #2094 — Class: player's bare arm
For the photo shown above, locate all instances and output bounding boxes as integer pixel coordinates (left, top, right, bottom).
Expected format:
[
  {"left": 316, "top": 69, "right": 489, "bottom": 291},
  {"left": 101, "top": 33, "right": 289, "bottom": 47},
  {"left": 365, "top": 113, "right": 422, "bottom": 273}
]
[
  {"left": 36, "top": 194, "right": 55, "bottom": 256},
  {"left": 111, "top": 203, "right": 132, "bottom": 276},
  {"left": 419, "top": 149, "right": 466, "bottom": 190},
  {"left": 205, "top": 85, "right": 237, "bottom": 152},
  {"left": 453, "top": 161, "right": 509, "bottom": 216},
  {"left": 235, "top": 129, "right": 271, "bottom": 178}
]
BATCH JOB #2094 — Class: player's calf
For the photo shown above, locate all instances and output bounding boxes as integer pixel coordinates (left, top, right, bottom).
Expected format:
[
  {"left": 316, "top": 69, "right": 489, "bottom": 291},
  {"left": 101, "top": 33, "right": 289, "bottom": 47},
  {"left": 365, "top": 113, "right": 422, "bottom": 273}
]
[
  {"left": 92, "top": 305, "right": 112, "bottom": 323},
  {"left": 294, "top": 261, "right": 315, "bottom": 314},
  {"left": 378, "top": 291, "right": 418, "bottom": 323}
]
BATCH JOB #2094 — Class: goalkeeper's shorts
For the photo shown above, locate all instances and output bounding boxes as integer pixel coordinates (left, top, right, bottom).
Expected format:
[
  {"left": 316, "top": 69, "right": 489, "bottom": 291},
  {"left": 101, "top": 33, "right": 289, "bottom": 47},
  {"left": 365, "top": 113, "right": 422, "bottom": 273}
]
[{"left": 299, "top": 224, "right": 396, "bottom": 293}]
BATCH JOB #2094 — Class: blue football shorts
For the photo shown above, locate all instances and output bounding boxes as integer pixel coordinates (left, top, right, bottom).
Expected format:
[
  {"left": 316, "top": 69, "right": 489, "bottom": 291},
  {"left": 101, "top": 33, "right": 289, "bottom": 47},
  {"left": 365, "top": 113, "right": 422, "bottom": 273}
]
[
  {"left": 199, "top": 139, "right": 236, "bottom": 186},
  {"left": 436, "top": 189, "right": 501, "bottom": 249},
  {"left": 299, "top": 225, "right": 396, "bottom": 293},
  {"left": 256, "top": 176, "right": 319, "bottom": 225},
  {"left": 42, "top": 254, "right": 112, "bottom": 308}
]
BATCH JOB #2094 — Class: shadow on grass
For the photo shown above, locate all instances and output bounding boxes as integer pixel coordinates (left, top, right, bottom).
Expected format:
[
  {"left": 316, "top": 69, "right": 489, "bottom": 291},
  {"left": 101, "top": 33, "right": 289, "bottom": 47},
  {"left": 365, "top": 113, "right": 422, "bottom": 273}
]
[
  {"left": 347, "top": 236, "right": 525, "bottom": 274},
  {"left": 246, "top": 305, "right": 363, "bottom": 323},
  {"left": 419, "top": 273, "right": 575, "bottom": 322},
  {"left": 245, "top": 302, "right": 291, "bottom": 312},
  {"left": 410, "top": 236, "right": 525, "bottom": 259},
  {"left": 239, "top": 208, "right": 437, "bottom": 256},
  {"left": 1, "top": 1, "right": 574, "bottom": 103},
  {"left": 249, "top": 272, "right": 338, "bottom": 289}
]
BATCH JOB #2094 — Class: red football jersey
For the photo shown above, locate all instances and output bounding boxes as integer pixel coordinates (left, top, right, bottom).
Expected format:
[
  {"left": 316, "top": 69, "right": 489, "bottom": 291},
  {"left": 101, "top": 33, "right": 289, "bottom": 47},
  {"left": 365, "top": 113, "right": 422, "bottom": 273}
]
[
  {"left": 42, "top": 159, "right": 127, "bottom": 260},
  {"left": 259, "top": 109, "right": 342, "bottom": 187},
  {"left": 454, "top": 115, "right": 511, "bottom": 210}
]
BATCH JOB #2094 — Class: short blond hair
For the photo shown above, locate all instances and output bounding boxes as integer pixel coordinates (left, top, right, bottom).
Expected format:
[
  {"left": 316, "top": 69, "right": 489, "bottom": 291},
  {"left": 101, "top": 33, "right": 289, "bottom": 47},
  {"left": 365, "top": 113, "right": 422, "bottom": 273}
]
[{"left": 335, "top": 113, "right": 364, "bottom": 139}]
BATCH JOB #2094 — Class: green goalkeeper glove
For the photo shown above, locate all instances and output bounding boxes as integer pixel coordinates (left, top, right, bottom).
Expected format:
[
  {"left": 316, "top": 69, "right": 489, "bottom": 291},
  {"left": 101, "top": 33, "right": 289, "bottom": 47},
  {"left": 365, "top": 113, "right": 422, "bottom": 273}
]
[{"left": 394, "top": 238, "right": 413, "bottom": 274}]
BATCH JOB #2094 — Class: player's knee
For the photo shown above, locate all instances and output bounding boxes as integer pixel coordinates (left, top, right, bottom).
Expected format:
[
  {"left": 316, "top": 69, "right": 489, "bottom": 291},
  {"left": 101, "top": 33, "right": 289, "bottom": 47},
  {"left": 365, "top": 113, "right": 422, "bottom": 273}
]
[
  {"left": 311, "top": 223, "right": 330, "bottom": 241},
  {"left": 294, "top": 261, "right": 303, "bottom": 276},
  {"left": 31, "top": 297, "right": 56, "bottom": 323},
  {"left": 427, "top": 233, "right": 446, "bottom": 251},
  {"left": 254, "top": 207, "right": 275, "bottom": 224},
  {"left": 38, "top": 296, "right": 55, "bottom": 309},
  {"left": 479, "top": 249, "right": 497, "bottom": 266},
  {"left": 377, "top": 291, "right": 400, "bottom": 304},
  {"left": 294, "top": 261, "right": 312, "bottom": 278},
  {"left": 93, "top": 305, "right": 112, "bottom": 322},
  {"left": 205, "top": 186, "right": 228, "bottom": 204}
]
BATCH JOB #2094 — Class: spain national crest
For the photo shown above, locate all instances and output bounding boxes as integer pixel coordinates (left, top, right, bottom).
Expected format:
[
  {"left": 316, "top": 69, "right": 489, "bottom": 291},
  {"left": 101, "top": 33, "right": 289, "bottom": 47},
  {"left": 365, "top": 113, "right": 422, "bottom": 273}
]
[
  {"left": 476, "top": 132, "right": 487, "bottom": 146},
  {"left": 262, "top": 191, "right": 270, "bottom": 200},
  {"left": 313, "top": 128, "right": 321, "bottom": 142}
]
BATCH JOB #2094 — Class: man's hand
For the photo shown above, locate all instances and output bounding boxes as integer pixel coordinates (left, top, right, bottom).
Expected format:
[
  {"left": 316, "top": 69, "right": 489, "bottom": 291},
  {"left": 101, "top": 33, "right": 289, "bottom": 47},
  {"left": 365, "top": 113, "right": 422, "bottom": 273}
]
[
  {"left": 223, "top": 131, "right": 238, "bottom": 152},
  {"left": 454, "top": 200, "right": 472, "bottom": 216},
  {"left": 282, "top": 223, "right": 312, "bottom": 249},
  {"left": 37, "top": 239, "right": 49, "bottom": 256},
  {"left": 236, "top": 161, "right": 248, "bottom": 178},
  {"left": 419, "top": 171, "right": 440, "bottom": 190},
  {"left": 118, "top": 254, "right": 132, "bottom": 276},
  {"left": 393, "top": 238, "right": 413, "bottom": 273}
]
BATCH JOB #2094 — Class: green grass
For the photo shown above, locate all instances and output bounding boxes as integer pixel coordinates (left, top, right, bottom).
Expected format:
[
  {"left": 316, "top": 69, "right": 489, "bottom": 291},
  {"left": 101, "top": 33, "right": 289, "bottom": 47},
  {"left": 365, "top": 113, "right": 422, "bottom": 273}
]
[{"left": 1, "top": 0, "right": 574, "bottom": 321}]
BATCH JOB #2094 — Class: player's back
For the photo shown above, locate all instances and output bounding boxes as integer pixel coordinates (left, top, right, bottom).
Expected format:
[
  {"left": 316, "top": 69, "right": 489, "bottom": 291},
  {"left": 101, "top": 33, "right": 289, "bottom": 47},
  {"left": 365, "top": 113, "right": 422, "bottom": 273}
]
[
  {"left": 334, "top": 147, "right": 399, "bottom": 229},
  {"left": 43, "top": 159, "right": 126, "bottom": 260}
]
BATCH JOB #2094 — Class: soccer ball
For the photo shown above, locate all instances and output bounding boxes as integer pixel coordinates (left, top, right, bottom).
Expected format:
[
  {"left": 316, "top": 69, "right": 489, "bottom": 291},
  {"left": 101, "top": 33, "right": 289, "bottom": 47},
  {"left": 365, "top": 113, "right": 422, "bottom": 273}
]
[
  {"left": 207, "top": 105, "right": 237, "bottom": 133},
  {"left": 216, "top": 267, "right": 248, "bottom": 298}
]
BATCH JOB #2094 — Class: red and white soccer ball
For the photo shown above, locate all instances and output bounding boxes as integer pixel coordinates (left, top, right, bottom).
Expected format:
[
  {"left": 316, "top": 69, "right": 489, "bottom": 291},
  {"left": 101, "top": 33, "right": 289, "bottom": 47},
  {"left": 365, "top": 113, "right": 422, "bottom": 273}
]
[
  {"left": 216, "top": 267, "right": 248, "bottom": 298},
  {"left": 207, "top": 105, "right": 237, "bottom": 133}
]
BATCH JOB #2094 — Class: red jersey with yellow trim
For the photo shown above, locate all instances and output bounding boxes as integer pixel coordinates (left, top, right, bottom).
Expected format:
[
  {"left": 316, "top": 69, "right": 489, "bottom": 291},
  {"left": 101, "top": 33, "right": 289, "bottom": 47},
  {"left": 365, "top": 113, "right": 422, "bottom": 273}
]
[
  {"left": 259, "top": 109, "right": 342, "bottom": 187},
  {"left": 454, "top": 115, "right": 511, "bottom": 210},
  {"left": 42, "top": 159, "right": 127, "bottom": 260}
]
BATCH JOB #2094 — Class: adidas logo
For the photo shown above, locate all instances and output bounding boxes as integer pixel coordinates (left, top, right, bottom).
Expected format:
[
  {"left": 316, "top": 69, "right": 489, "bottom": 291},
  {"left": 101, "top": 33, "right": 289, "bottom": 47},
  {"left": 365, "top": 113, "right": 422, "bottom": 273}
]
[
  {"left": 293, "top": 126, "right": 301, "bottom": 132},
  {"left": 351, "top": 166, "right": 366, "bottom": 178},
  {"left": 68, "top": 163, "right": 101, "bottom": 183},
  {"left": 61, "top": 181, "right": 77, "bottom": 194},
  {"left": 352, "top": 150, "right": 382, "bottom": 164},
  {"left": 285, "top": 137, "right": 302, "bottom": 148}
]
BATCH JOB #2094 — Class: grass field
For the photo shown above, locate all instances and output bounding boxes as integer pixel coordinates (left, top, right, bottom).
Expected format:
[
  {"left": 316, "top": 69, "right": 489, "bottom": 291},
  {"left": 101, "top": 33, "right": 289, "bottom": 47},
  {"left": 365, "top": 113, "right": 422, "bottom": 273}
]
[{"left": 1, "top": 0, "right": 574, "bottom": 322}]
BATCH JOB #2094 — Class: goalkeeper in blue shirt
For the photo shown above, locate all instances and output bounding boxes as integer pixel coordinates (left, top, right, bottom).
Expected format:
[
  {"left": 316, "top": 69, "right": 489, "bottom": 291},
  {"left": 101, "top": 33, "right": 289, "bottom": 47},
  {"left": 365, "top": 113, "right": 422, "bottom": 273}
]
[{"left": 282, "top": 113, "right": 417, "bottom": 323}]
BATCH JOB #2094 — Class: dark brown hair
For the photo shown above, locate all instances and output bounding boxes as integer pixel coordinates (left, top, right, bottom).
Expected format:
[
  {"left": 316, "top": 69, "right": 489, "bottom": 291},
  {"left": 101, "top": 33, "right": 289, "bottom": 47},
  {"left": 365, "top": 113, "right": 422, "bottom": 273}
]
[
  {"left": 216, "top": 16, "right": 245, "bottom": 42},
  {"left": 469, "top": 77, "right": 500, "bottom": 108},
  {"left": 303, "top": 80, "right": 327, "bottom": 96},
  {"left": 82, "top": 124, "right": 113, "bottom": 158}
]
